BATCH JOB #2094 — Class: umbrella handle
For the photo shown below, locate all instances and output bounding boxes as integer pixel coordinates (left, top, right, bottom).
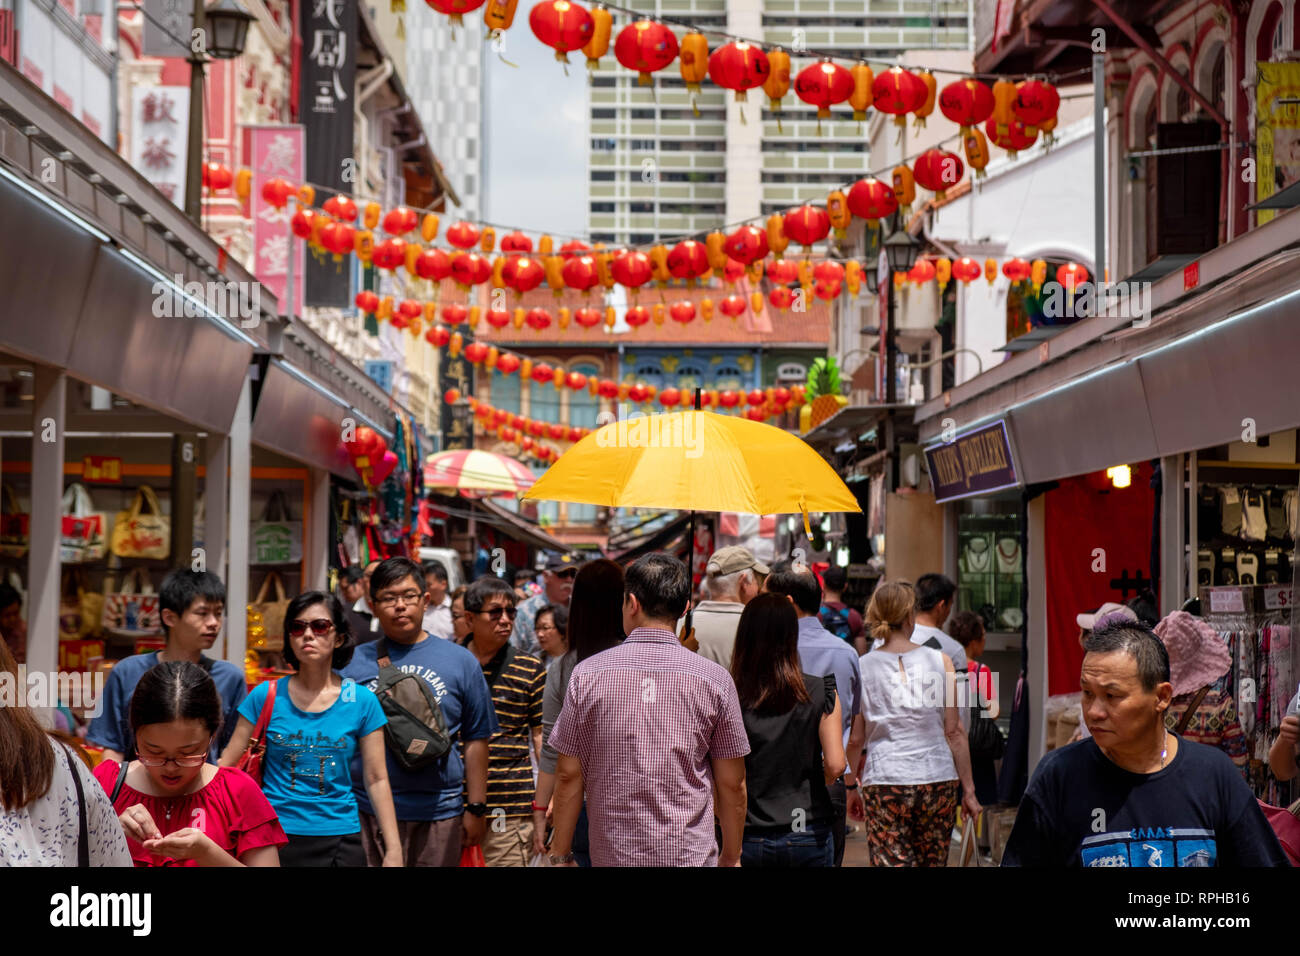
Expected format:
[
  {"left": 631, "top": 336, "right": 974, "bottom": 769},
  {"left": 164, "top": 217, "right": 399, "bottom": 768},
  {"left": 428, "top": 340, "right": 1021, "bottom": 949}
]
[
  {"left": 800, "top": 496, "right": 812, "bottom": 539},
  {"left": 679, "top": 623, "right": 699, "bottom": 652}
]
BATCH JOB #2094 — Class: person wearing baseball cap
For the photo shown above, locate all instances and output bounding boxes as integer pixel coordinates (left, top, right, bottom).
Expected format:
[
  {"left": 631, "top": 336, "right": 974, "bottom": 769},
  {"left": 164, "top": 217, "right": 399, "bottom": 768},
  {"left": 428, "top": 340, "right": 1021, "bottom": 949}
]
[
  {"left": 1154, "top": 611, "right": 1246, "bottom": 777},
  {"left": 691, "top": 547, "right": 769, "bottom": 670},
  {"left": 1070, "top": 603, "right": 1138, "bottom": 742},
  {"left": 511, "top": 553, "right": 582, "bottom": 664}
]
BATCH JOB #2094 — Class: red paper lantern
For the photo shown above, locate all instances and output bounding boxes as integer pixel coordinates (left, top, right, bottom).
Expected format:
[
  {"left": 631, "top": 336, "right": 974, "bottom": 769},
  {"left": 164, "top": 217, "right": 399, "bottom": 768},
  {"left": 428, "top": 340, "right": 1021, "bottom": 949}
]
[
  {"left": 562, "top": 255, "right": 600, "bottom": 291},
  {"left": 952, "top": 256, "right": 983, "bottom": 283},
  {"left": 767, "top": 258, "right": 799, "bottom": 284},
  {"left": 846, "top": 178, "right": 898, "bottom": 220},
  {"left": 510, "top": 414, "right": 527, "bottom": 430},
  {"left": 382, "top": 206, "right": 418, "bottom": 236},
  {"left": 723, "top": 225, "right": 769, "bottom": 266},
  {"left": 1013, "top": 79, "right": 1059, "bottom": 134},
  {"left": 323, "top": 194, "right": 358, "bottom": 222},
  {"left": 425, "top": 325, "right": 451, "bottom": 348},
  {"left": 415, "top": 247, "right": 452, "bottom": 281},
  {"left": 496, "top": 353, "right": 521, "bottom": 374},
  {"left": 464, "top": 342, "right": 490, "bottom": 364},
  {"left": 794, "top": 59, "right": 853, "bottom": 118},
  {"left": 1056, "top": 262, "right": 1089, "bottom": 290},
  {"left": 261, "top": 178, "right": 294, "bottom": 209},
  {"left": 441, "top": 303, "right": 469, "bottom": 325},
  {"left": 773, "top": 387, "right": 791, "bottom": 405},
  {"left": 659, "top": 387, "right": 682, "bottom": 407},
  {"left": 451, "top": 252, "right": 491, "bottom": 286},
  {"left": 531, "top": 362, "right": 555, "bottom": 383},
  {"left": 625, "top": 383, "right": 647, "bottom": 403},
  {"left": 614, "top": 19, "right": 678, "bottom": 85},
  {"left": 707, "top": 41, "right": 770, "bottom": 102},
  {"left": 812, "top": 260, "right": 845, "bottom": 284},
  {"left": 783, "top": 205, "right": 830, "bottom": 251},
  {"left": 912, "top": 148, "right": 965, "bottom": 198},
  {"left": 566, "top": 426, "right": 583, "bottom": 442},
  {"left": 574, "top": 306, "right": 603, "bottom": 328},
  {"left": 611, "top": 250, "right": 654, "bottom": 289},
  {"left": 397, "top": 299, "right": 422, "bottom": 321},
  {"left": 984, "top": 115, "right": 1037, "bottom": 155},
  {"left": 529, "top": 0, "right": 594, "bottom": 63},
  {"left": 1001, "top": 257, "right": 1032, "bottom": 283},
  {"left": 719, "top": 294, "right": 747, "bottom": 318},
  {"left": 320, "top": 221, "right": 355, "bottom": 257},
  {"left": 521, "top": 436, "right": 535, "bottom": 451},
  {"left": 909, "top": 259, "right": 937, "bottom": 284},
  {"left": 500, "top": 230, "right": 533, "bottom": 254},
  {"left": 597, "top": 379, "right": 619, "bottom": 398},
  {"left": 559, "top": 239, "right": 590, "bottom": 258},
  {"left": 938, "top": 78, "right": 995, "bottom": 132},
  {"left": 424, "top": 0, "right": 488, "bottom": 26},
  {"left": 624, "top": 305, "right": 650, "bottom": 327},
  {"left": 745, "top": 407, "right": 767, "bottom": 421},
  {"left": 355, "top": 291, "right": 380, "bottom": 313},
  {"left": 202, "top": 163, "right": 233, "bottom": 191},
  {"left": 813, "top": 279, "right": 841, "bottom": 301},
  {"left": 525, "top": 307, "right": 553, "bottom": 331},
  {"left": 667, "top": 240, "right": 710, "bottom": 280},
  {"left": 723, "top": 258, "right": 746, "bottom": 284},
  {"left": 291, "top": 208, "right": 315, "bottom": 239},
  {"left": 871, "top": 67, "right": 927, "bottom": 118},
  {"left": 718, "top": 389, "right": 740, "bottom": 408},
  {"left": 669, "top": 301, "right": 696, "bottom": 324},
  {"left": 768, "top": 286, "right": 794, "bottom": 310},
  {"left": 486, "top": 309, "right": 511, "bottom": 328},
  {"left": 745, "top": 389, "right": 765, "bottom": 406},
  {"left": 547, "top": 423, "right": 566, "bottom": 440},
  {"left": 502, "top": 255, "right": 545, "bottom": 295},
  {"left": 446, "top": 220, "right": 481, "bottom": 249},
  {"left": 565, "top": 371, "right": 587, "bottom": 390},
  {"left": 372, "top": 238, "right": 407, "bottom": 271}
]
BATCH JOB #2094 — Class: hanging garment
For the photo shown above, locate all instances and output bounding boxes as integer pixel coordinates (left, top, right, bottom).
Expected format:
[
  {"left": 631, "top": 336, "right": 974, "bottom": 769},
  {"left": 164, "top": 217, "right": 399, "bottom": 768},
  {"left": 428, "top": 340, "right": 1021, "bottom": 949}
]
[
  {"left": 1219, "top": 487, "right": 1242, "bottom": 537},
  {"left": 1285, "top": 490, "right": 1299, "bottom": 541},
  {"left": 1266, "top": 489, "right": 1289, "bottom": 540},
  {"left": 1236, "top": 551, "right": 1260, "bottom": 586},
  {"left": 1241, "top": 490, "right": 1268, "bottom": 542}
]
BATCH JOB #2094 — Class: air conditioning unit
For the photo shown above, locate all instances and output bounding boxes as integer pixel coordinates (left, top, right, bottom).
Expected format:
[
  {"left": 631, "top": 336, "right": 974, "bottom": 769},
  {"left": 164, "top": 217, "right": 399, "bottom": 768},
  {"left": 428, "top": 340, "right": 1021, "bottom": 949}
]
[{"left": 894, "top": 281, "right": 941, "bottom": 331}]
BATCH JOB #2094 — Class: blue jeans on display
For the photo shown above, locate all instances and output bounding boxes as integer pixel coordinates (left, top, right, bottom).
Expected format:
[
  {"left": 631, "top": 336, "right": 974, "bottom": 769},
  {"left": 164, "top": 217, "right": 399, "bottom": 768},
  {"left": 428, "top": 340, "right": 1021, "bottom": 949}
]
[{"left": 740, "top": 824, "right": 834, "bottom": 867}]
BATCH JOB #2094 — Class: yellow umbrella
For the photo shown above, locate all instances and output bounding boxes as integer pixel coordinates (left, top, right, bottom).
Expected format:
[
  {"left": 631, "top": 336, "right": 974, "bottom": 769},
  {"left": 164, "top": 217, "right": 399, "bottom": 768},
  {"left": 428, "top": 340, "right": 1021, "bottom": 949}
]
[{"left": 523, "top": 409, "right": 860, "bottom": 535}]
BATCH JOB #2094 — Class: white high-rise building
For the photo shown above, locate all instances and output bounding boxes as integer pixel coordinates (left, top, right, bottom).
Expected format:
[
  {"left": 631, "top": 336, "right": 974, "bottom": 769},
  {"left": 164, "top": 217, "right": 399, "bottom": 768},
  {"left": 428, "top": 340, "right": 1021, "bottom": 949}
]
[{"left": 587, "top": 0, "right": 971, "bottom": 244}]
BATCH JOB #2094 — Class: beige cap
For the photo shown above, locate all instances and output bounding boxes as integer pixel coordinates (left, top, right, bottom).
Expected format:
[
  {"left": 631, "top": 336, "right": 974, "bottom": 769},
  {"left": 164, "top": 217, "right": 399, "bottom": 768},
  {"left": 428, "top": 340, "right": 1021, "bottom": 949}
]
[{"left": 706, "top": 546, "right": 769, "bottom": 577}]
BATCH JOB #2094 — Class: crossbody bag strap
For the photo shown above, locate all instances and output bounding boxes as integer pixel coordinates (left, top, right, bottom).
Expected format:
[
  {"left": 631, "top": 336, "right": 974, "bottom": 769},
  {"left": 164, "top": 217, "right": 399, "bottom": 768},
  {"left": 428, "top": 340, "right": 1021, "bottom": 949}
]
[
  {"left": 62, "top": 744, "right": 90, "bottom": 867},
  {"left": 110, "top": 758, "right": 129, "bottom": 803},
  {"left": 1175, "top": 686, "right": 1211, "bottom": 736},
  {"left": 376, "top": 637, "right": 391, "bottom": 669},
  {"left": 249, "top": 678, "right": 279, "bottom": 748}
]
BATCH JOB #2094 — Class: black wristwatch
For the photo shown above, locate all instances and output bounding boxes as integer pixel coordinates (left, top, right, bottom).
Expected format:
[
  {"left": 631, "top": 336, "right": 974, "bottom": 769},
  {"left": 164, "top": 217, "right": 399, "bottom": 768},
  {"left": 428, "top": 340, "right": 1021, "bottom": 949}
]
[{"left": 465, "top": 802, "right": 489, "bottom": 817}]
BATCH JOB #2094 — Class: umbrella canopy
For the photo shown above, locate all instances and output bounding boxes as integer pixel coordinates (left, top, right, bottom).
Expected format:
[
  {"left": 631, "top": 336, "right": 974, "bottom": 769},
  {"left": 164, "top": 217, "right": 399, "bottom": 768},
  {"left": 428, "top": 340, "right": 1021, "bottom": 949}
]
[
  {"left": 424, "top": 448, "right": 536, "bottom": 498},
  {"left": 523, "top": 410, "right": 860, "bottom": 532}
]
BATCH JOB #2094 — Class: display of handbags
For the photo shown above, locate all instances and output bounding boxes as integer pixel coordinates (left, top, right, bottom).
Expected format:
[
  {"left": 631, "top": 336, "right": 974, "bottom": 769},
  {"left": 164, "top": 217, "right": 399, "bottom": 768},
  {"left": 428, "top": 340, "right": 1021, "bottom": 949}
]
[
  {"left": 0, "top": 484, "right": 29, "bottom": 559},
  {"left": 60, "top": 483, "right": 108, "bottom": 564},
  {"left": 250, "top": 489, "right": 303, "bottom": 566},
  {"left": 111, "top": 486, "right": 171, "bottom": 560},
  {"left": 102, "top": 569, "right": 163, "bottom": 638}
]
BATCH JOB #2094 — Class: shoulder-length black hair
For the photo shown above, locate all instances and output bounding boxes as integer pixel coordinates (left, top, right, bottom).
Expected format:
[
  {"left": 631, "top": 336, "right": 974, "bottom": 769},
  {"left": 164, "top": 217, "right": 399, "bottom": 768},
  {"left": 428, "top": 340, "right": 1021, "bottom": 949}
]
[
  {"left": 129, "top": 661, "right": 223, "bottom": 737},
  {"left": 731, "top": 593, "right": 810, "bottom": 714},
  {"left": 569, "top": 559, "right": 626, "bottom": 662},
  {"left": 282, "top": 590, "right": 355, "bottom": 670}
]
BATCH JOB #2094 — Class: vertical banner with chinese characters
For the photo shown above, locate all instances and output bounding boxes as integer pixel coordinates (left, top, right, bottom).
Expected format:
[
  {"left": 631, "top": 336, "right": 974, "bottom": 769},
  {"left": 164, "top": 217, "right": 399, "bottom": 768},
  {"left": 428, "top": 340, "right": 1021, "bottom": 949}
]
[
  {"left": 1256, "top": 62, "right": 1300, "bottom": 226},
  {"left": 243, "top": 125, "right": 306, "bottom": 310},
  {"left": 439, "top": 345, "right": 475, "bottom": 451},
  {"left": 301, "top": 0, "right": 356, "bottom": 307},
  {"left": 130, "top": 86, "right": 190, "bottom": 207}
]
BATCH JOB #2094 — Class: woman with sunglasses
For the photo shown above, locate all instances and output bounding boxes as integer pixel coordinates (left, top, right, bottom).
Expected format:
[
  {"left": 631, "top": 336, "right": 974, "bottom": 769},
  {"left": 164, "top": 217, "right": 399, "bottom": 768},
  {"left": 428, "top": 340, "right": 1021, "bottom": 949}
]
[
  {"left": 93, "top": 661, "right": 287, "bottom": 866},
  {"left": 219, "top": 591, "right": 402, "bottom": 867}
]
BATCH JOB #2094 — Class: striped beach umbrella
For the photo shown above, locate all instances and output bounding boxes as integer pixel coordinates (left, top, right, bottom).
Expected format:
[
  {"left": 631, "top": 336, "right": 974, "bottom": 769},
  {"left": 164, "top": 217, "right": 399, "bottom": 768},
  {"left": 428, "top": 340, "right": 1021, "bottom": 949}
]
[{"left": 423, "top": 448, "right": 537, "bottom": 498}]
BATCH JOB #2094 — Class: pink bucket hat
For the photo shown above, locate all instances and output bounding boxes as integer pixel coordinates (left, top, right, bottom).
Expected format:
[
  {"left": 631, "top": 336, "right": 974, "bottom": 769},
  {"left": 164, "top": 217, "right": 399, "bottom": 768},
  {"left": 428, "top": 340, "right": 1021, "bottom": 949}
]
[{"left": 1154, "top": 611, "right": 1231, "bottom": 698}]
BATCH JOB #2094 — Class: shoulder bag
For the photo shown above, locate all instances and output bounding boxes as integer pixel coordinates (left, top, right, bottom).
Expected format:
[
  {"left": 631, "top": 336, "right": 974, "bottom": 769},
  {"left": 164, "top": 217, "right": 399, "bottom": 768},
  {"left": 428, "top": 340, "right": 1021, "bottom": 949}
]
[{"left": 235, "top": 678, "right": 279, "bottom": 786}]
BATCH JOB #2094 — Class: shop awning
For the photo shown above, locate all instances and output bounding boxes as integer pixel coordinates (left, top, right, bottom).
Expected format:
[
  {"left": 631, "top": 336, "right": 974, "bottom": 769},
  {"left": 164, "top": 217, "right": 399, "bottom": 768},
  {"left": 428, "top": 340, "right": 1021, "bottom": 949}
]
[
  {"left": 1247, "top": 178, "right": 1300, "bottom": 211},
  {"left": 608, "top": 511, "right": 691, "bottom": 564},
  {"left": 476, "top": 498, "right": 568, "bottom": 552}
]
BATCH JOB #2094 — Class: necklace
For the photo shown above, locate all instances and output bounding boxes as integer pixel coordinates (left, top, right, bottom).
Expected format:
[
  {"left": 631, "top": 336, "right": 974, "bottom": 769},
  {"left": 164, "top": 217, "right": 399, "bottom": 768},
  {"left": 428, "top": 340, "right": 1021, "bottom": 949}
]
[
  {"left": 965, "top": 539, "right": 990, "bottom": 572},
  {"left": 1158, "top": 731, "right": 1169, "bottom": 771}
]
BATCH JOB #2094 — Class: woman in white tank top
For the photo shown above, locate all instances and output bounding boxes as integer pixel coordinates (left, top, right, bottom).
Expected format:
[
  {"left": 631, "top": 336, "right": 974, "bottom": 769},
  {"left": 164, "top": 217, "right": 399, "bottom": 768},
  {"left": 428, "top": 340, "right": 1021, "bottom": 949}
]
[{"left": 858, "top": 581, "right": 981, "bottom": 867}]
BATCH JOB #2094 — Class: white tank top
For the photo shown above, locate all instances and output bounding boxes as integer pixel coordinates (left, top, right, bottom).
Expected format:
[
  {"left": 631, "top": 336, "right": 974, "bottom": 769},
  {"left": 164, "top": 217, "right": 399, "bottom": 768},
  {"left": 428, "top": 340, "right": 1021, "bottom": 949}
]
[{"left": 859, "top": 645, "right": 958, "bottom": 786}]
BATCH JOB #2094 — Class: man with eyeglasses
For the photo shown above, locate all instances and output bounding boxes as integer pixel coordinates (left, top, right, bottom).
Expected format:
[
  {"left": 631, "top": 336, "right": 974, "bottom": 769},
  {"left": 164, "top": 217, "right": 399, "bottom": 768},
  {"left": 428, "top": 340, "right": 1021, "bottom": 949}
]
[
  {"left": 464, "top": 576, "right": 546, "bottom": 866},
  {"left": 341, "top": 558, "right": 498, "bottom": 866},
  {"left": 510, "top": 553, "right": 580, "bottom": 665}
]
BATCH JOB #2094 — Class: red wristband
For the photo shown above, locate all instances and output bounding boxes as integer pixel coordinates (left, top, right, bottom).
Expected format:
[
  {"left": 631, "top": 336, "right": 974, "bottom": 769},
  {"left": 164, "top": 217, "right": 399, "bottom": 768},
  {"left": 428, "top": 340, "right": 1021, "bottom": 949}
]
[{"left": 532, "top": 802, "right": 548, "bottom": 811}]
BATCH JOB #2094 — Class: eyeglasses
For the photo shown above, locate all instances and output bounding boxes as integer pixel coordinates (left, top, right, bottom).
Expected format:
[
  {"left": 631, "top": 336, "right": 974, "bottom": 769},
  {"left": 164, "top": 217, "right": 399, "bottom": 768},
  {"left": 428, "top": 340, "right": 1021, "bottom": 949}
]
[
  {"left": 376, "top": 591, "right": 424, "bottom": 609},
  {"left": 536, "top": 622, "right": 557, "bottom": 633},
  {"left": 475, "top": 605, "right": 518, "bottom": 621},
  {"left": 551, "top": 568, "right": 577, "bottom": 580},
  {"left": 288, "top": 618, "right": 334, "bottom": 637},
  {"left": 136, "top": 739, "right": 212, "bottom": 768}
]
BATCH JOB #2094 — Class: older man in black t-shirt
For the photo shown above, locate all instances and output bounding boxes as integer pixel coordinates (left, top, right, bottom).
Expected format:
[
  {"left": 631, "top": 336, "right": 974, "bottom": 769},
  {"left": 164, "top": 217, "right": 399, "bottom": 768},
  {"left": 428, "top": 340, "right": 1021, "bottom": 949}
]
[{"left": 1003, "top": 622, "right": 1286, "bottom": 868}]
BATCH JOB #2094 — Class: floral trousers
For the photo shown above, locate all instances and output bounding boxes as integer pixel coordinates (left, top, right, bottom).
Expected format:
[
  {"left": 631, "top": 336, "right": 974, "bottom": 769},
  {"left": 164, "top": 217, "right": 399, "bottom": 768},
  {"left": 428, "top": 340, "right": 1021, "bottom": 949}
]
[{"left": 864, "top": 780, "right": 959, "bottom": 867}]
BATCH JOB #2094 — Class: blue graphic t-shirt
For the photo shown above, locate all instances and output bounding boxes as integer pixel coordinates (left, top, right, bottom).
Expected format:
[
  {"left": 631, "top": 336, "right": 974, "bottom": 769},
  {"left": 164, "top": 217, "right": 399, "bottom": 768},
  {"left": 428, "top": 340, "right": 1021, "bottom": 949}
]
[
  {"left": 341, "top": 634, "right": 498, "bottom": 822},
  {"left": 238, "top": 677, "right": 387, "bottom": 836},
  {"left": 1002, "top": 735, "right": 1288, "bottom": 867}
]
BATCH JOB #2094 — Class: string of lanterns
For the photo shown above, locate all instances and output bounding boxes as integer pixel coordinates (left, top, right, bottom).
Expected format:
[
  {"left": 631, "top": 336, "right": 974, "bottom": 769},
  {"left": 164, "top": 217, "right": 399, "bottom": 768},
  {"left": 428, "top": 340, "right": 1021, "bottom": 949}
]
[{"left": 897, "top": 256, "right": 1090, "bottom": 292}]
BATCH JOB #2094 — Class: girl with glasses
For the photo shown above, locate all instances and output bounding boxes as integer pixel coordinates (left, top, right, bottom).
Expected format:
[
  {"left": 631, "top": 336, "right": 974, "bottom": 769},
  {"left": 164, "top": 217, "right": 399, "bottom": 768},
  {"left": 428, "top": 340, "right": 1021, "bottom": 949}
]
[
  {"left": 93, "top": 661, "right": 287, "bottom": 866},
  {"left": 219, "top": 591, "right": 401, "bottom": 867}
]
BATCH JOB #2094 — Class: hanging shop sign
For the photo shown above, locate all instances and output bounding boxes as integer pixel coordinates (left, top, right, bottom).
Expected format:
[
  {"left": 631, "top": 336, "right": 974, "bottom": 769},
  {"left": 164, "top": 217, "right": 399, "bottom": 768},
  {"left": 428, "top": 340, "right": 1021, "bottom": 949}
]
[
  {"left": 300, "top": 0, "right": 357, "bottom": 307},
  {"left": 82, "top": 456, "right": 123, "bottom": 484},
  {"left": 439, "top": 344, "right": 475, "bottom": 452},
  {"left": 244, "top": 125, "right": 306, "bottom": 310},
  {"left": 924, "top": 419, "right": 1019, "bottom": 503},
  {"left": 1256, "top": 62, "right": 1300, "bottom": 226},
  {"left": 130, "top": 86, "right": 190, "bottom": 208}
]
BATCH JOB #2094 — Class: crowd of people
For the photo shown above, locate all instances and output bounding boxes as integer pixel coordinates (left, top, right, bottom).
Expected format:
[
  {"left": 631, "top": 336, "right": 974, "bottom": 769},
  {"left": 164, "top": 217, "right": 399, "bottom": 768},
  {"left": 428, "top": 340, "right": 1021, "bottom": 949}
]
[{"left": 0, "top": 546, "right": 1294, "bottom": 868}]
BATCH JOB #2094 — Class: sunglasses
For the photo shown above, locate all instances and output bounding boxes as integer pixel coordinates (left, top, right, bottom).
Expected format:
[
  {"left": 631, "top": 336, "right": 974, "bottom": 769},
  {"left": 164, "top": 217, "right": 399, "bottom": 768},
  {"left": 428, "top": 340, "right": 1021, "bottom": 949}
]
[
  {"left": 551, "top": 568, "right": 577, "bottom": 580},
  {"left": 476, "top": 606, "right": 518, "bottom": 621},
  {"left": 288, "top": 618, "right": 334, "bottom": 637}
]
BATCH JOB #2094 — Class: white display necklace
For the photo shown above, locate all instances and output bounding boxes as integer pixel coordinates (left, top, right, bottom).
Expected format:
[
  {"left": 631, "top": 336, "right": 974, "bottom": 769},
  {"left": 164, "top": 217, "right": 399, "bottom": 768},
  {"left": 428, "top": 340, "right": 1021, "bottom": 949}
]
[{"left": 966, "top": 538, "right": 990, "bottom": 571}]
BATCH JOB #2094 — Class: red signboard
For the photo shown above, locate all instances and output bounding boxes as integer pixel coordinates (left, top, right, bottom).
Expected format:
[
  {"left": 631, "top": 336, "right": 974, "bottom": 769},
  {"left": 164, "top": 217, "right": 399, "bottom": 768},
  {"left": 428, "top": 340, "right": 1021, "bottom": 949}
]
[
  {"left": 1183, "top": 261, "right": 1199, "bottom": 291},
  {"left": 82, "top": 456, "right": 122, "bottom": 484}
]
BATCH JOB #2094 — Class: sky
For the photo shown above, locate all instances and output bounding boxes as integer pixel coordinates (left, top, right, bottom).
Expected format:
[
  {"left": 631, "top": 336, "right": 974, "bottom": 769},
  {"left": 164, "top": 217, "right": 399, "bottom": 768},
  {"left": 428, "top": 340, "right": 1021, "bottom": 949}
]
[{"left": 483, "top": 30, "right": 589, "bottom": 241}]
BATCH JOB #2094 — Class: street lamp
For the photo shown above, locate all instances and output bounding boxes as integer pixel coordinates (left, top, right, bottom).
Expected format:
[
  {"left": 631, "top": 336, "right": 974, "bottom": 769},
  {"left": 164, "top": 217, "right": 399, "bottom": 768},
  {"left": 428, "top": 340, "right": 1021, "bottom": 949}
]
[
  {"left": 184, "top": 0, "right": 255, "bottom": 224},
  {"left": 880, "top": 225, "right": 920, "bottom": 405}
]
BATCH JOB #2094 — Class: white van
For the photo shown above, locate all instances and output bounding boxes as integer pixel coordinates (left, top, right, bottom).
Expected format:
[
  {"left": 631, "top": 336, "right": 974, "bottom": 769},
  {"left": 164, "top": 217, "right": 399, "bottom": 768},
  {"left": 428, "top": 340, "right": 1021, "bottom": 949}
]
[{"left": 416, "top": 547, "right": 466, "bottom": 592}]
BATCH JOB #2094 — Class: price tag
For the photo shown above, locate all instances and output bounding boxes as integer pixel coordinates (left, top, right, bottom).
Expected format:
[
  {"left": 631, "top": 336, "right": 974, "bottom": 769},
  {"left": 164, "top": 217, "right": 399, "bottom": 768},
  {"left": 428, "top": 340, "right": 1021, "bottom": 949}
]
[
  {"left": 1264, "top": 586, "right": 1293, "bottom": 610},
  {"left": 1208, "top": 588, "right": 1245, "bottom": 613}
]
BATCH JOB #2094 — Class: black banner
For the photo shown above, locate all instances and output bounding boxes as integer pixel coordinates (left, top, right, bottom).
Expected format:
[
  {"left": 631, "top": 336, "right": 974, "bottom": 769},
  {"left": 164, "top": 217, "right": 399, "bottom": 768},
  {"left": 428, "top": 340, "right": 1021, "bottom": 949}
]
[
  {"left": 300, "top": 0, "right": 356, "bottom": 307},
  {"left": 440, "top": 345, "right": 475, "bottom": 451}
]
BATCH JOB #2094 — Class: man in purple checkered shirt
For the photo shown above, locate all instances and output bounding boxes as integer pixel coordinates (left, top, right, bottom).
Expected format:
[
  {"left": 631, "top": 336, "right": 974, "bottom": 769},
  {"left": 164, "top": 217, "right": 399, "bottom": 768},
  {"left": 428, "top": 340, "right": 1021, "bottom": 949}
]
[{"left": 549, "top": 553, "right": 751, "bottom": 867}]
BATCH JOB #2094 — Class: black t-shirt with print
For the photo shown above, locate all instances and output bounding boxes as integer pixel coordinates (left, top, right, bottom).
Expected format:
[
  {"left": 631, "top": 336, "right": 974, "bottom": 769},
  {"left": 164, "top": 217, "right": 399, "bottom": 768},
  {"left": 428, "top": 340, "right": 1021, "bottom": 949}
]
[{"left": 1002, "top": 735, "right": 1288, "bottom": 867}]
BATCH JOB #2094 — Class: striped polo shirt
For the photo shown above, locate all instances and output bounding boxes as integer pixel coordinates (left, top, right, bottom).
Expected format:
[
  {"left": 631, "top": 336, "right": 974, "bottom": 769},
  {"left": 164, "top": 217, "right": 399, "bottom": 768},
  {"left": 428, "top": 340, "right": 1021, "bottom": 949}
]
[{"left": 476, "top": 642, "right": 545, "bottom": 818}]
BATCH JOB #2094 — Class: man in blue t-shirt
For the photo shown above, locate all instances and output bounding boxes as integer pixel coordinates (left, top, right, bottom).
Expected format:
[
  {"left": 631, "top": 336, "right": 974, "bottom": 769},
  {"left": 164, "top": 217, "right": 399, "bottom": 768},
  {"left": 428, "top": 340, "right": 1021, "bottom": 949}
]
[
  {"left": 342, "top": 557, "right": 497, "bottom": 867},
  {"left": 87, "top": 569, "right": 246, "bottom": 762},
  {"left": 1003, "top": 622, "right": 1287, "bottom": 867}
]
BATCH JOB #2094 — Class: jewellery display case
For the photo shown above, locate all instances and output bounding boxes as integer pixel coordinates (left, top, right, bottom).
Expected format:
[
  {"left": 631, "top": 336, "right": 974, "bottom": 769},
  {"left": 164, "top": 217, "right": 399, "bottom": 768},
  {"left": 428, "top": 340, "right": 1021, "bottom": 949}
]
[{"left": 957, "top": 511, "right": 1023, "bottom": 635}]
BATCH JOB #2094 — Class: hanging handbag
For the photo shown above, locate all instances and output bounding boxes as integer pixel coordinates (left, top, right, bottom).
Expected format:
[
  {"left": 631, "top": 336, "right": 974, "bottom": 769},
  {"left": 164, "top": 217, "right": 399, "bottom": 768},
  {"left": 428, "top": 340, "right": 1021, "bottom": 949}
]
[
  {"left": 0, "top": 484, "right": 29, "bottom": 559},
  {"left": 251, "top": 489, "right": 303, "bottom": 565},
  {"left": 458, "top": 845, "right": 486, "bottom": 867},
  {"left": 968, "top": 664, "right": 1005, "bottom": 760},
  {"left": 235, "top": 678, "right": 279, "bottom": 786},
  {"left": 247, "top": 573, "right": 290, "bottom": 651},
  {"left": 102, "top": 569, "right": 163, "bottom": 637},
  {"left": 60, "top": 483, "right": 108, "bottom": 564},
  {"left": 111, "top": 486, "right": 170, "bottom": 560},
  {"left": 59, "top": 570, "right": 103, "bottom": 640}
]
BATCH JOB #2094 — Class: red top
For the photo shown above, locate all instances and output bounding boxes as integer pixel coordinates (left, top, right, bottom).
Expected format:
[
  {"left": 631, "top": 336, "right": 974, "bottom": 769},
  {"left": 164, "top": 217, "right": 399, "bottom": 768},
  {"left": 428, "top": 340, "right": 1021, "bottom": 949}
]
[{"left": 93, "top": 760, "right": 287, "bottom": 867}]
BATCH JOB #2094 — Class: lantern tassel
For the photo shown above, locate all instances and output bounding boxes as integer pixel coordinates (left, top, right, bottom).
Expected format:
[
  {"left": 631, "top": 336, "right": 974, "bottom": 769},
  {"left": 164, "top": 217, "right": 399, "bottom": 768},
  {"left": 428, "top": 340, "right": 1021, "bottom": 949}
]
[{"left": 739, "top": 103, "right": 746, "bottom": 125}]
